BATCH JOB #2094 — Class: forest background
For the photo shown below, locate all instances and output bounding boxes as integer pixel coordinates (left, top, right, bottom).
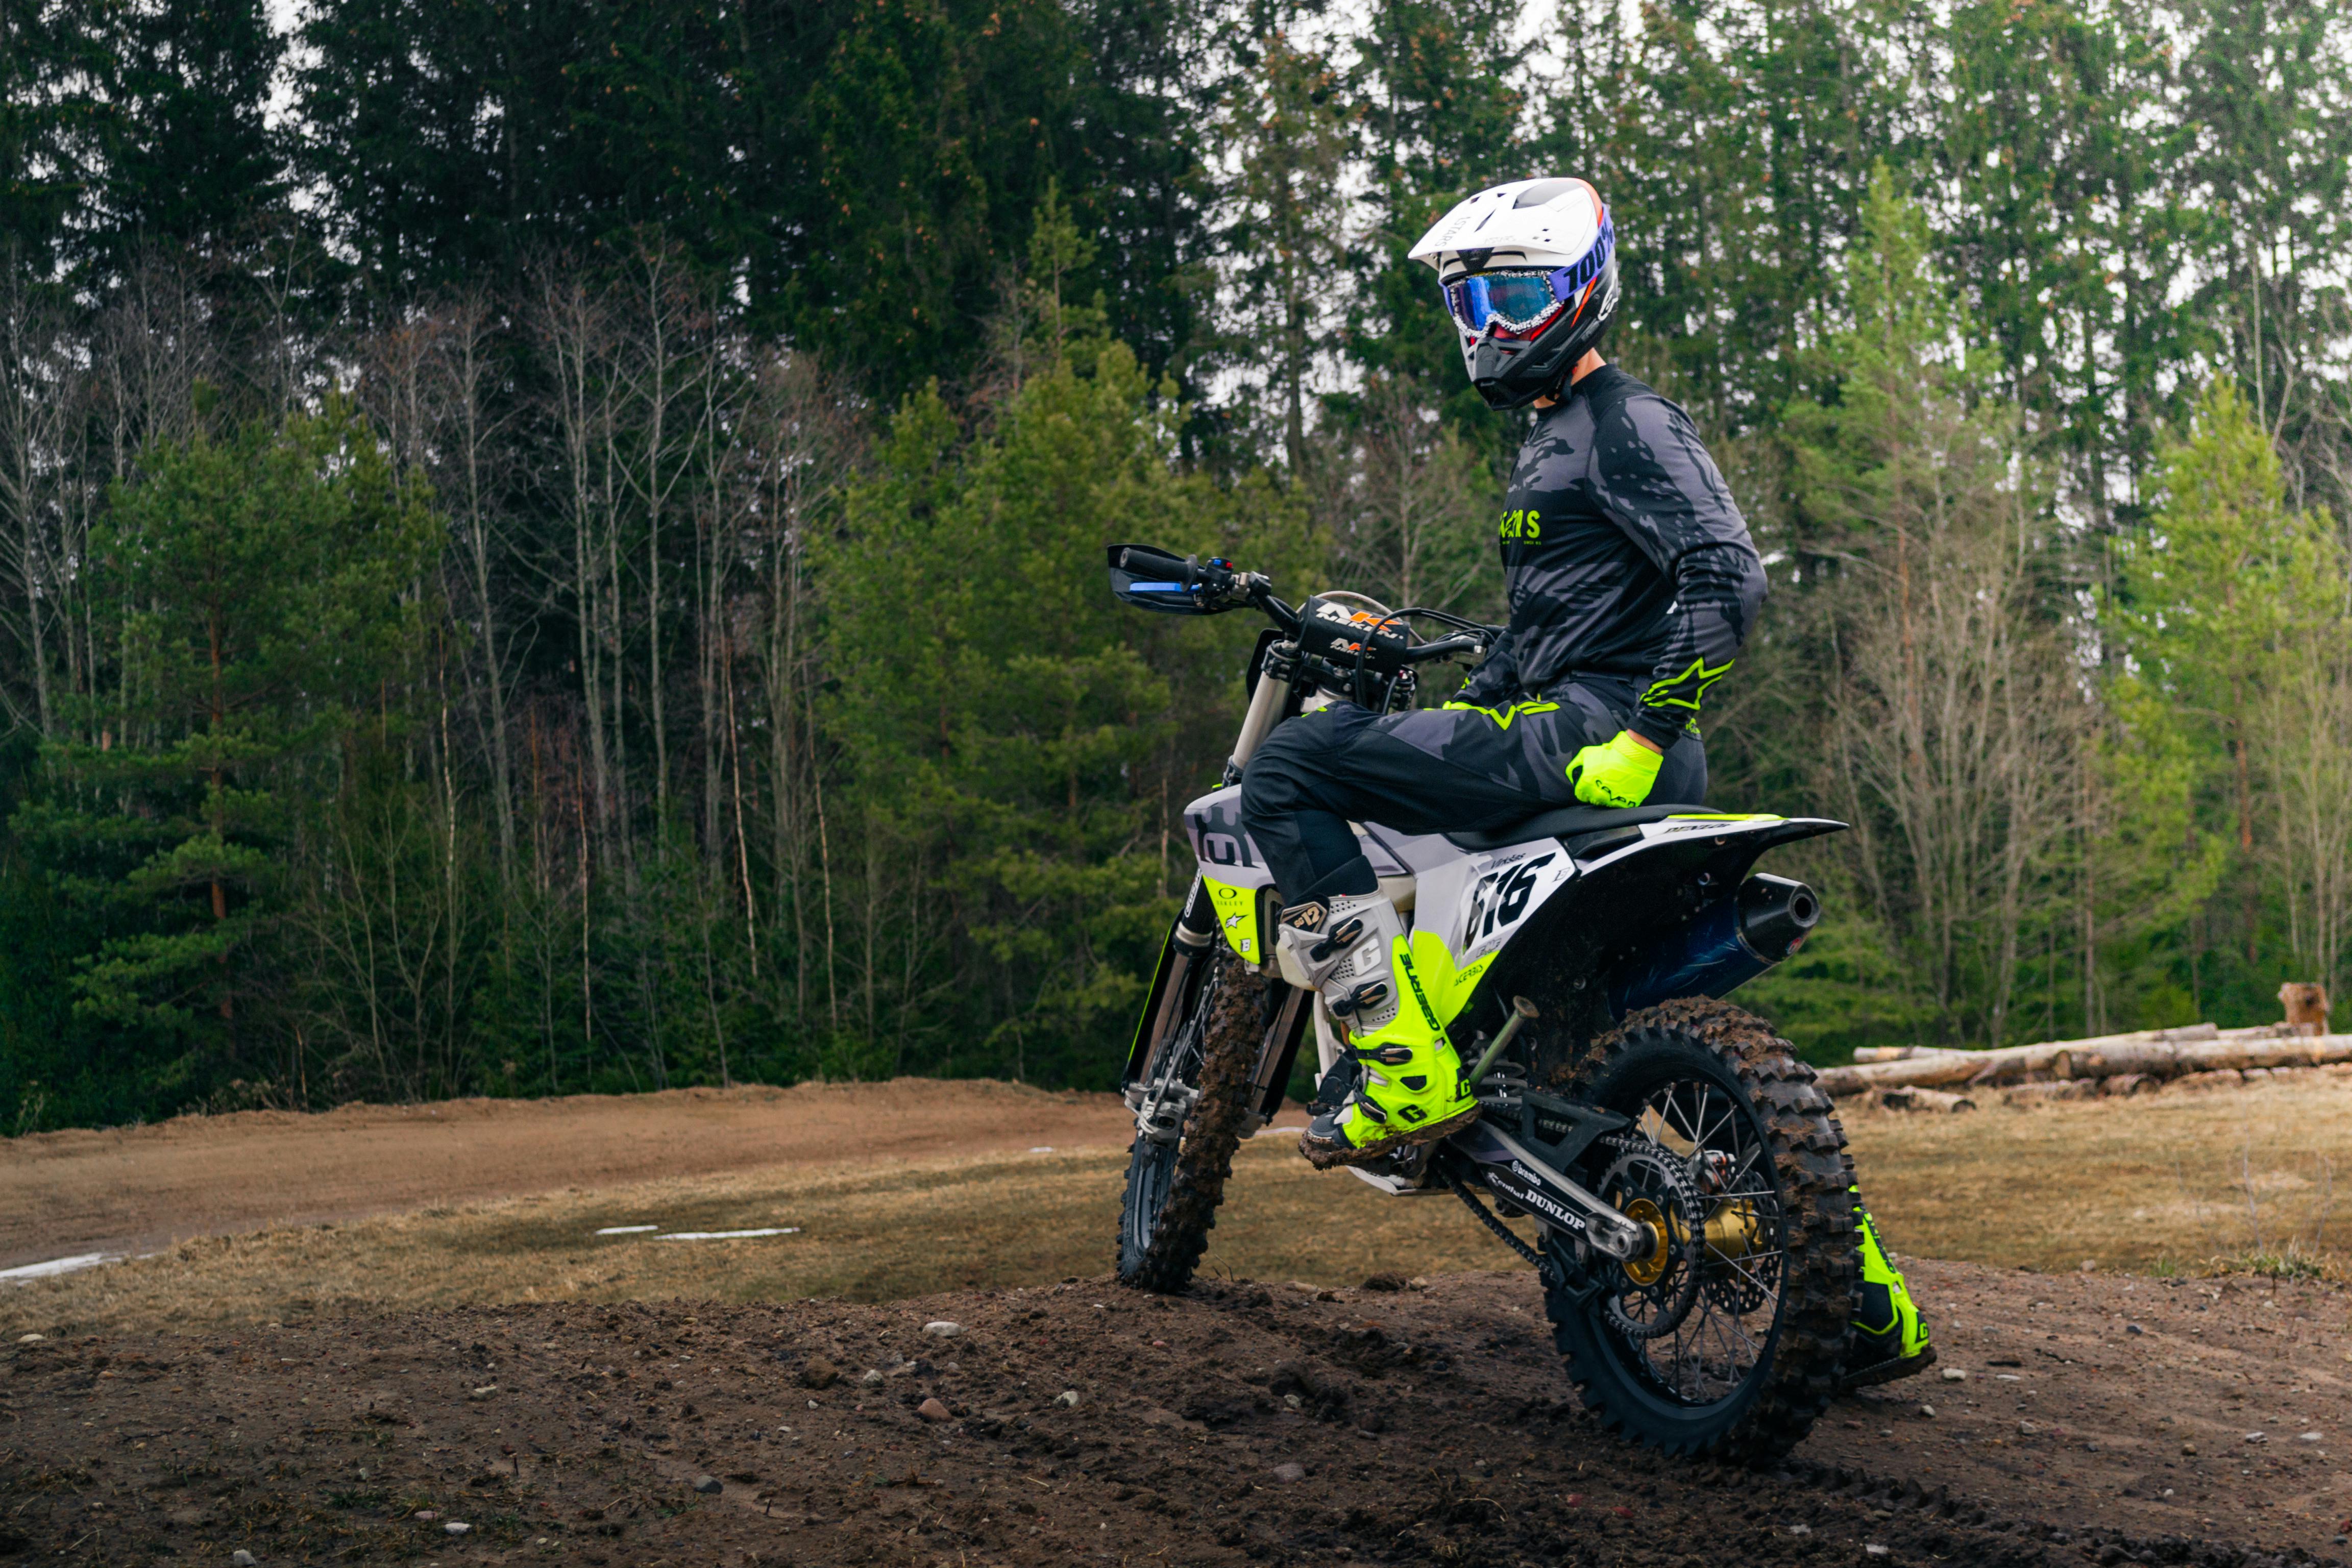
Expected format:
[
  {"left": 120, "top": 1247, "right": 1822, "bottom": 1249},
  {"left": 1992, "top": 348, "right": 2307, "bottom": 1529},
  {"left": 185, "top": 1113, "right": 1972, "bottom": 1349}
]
[{"left": 3, "top": 0, "right": 2350, "bottom": 1131}]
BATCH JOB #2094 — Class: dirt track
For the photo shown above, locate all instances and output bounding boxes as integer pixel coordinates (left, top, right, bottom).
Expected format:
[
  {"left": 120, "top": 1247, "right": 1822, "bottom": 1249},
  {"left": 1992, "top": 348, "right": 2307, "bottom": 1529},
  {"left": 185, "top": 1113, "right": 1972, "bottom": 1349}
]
[
  {"left": 0, "top": 1081, "right": 1132, "bottom": 1270},
  {"left": 5, "top": 1258, "right": 2350, "bottom": 1566},
  {"left": 6, "top": 1081, "right": 2352, "bottom": 1566}
]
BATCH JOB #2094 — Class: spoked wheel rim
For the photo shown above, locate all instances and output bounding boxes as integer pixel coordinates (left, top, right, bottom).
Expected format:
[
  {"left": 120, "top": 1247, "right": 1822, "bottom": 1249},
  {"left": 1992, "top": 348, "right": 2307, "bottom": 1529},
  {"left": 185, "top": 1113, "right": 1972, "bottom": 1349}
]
[
  {"left": 1585, "top": 1062, "right": 1791, "bottom": 1409},
  {"left": 1119, "top": 1139, "right": 1180, "bottom": 1272},
  {"left": 1116, "top": 969, "right": 1213, "bottom": 1278}
]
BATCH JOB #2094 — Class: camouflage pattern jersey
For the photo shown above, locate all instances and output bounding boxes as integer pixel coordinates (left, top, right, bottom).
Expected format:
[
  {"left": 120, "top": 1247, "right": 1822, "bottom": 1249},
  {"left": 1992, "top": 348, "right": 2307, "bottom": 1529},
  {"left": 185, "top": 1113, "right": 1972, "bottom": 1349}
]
[{"left": 1460, "top": 365, "right": 1766, "bottom": 753}]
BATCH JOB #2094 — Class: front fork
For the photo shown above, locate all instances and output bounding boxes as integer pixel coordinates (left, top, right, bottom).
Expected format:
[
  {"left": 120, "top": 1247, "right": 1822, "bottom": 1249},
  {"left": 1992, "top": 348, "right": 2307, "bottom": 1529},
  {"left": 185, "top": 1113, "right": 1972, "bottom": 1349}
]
[
  {"left": 1123, "top": 878, "right": 1311, "bottom": 1143},
  {"left": 1123, "top": 652, "right": 1306, "bottom": 1145}
]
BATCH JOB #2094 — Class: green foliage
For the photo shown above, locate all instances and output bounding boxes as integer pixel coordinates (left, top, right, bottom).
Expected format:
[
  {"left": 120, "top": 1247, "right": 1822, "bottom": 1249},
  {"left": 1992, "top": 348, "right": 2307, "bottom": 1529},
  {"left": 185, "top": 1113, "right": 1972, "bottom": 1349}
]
[
  {"left": 1344, "top": 0, "right": 1531, "bottom": 448},
  {"left": 1767, "top": 169, "right": 2083, "bottom": 1050},
  {"left": 2105, "top": 379, "right": 2352, "bottom": 1021},
  {"left": 5, "top": 0, "right": 2352, "bottom": 1117},
  {"left": 0, "top": 0, "right": 105, "bottom": 273},
  {"left": 2114, "top": 380, "right": 2337, "bottom": 716},
  {"left": 83, "top": 0, "right": 286, "bottom": 268},
  {"left": 1210, "top": 25, "right": 1356, "bottom": 476},
  {"left": 7, "top": 406, "right": 434, "bottom": 1110},
  {"left": 298, "top": 0, "right": 747, "bottom": 290},
  {"left": 825, "top": 332, "right": 1293, "bottom": 1084},
  {"left": 1738, "top": 900, "right": 1942, "bottom": 1067}
]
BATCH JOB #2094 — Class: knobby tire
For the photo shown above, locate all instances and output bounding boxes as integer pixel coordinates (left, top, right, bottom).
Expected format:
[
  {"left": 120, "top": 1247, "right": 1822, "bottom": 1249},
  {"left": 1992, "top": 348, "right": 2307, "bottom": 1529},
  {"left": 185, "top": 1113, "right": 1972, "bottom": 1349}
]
[
  {"left": 1117, "top": 952, "right": 1267, "bottom": 1294},
  {"left": 1544, "top": 996, "right": 1856, "bottom": 1462}
]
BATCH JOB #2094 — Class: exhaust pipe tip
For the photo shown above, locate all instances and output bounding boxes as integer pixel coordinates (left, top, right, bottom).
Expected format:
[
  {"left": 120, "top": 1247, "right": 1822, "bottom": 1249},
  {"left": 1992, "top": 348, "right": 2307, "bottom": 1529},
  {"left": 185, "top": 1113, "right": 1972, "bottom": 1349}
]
[{"left": 1738, "top": 873, "right": 1821, "bottom": 962}]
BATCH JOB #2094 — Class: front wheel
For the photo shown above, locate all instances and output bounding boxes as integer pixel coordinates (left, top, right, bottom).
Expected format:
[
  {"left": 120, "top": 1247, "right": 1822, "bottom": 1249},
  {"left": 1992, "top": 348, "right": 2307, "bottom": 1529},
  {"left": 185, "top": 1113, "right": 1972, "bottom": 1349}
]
[
  {"left": 1544, "top": 997, "right": 1855, "bottom": 1461},
  {"left": 1116, "top": 949, "right": 1267, "bottom": 1292}
]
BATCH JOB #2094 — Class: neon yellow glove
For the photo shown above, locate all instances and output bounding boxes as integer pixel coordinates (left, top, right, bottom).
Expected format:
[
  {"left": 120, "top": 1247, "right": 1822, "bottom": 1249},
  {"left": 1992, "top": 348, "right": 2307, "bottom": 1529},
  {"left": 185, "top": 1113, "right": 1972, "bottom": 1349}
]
[{"left": 1565, "top": 730, "right": 1663, "bottom": 807}]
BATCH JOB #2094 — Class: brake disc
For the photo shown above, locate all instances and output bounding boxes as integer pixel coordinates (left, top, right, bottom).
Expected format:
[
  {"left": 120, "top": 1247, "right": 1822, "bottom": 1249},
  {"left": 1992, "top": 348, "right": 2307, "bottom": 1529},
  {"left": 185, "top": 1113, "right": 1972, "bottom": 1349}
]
[{"left": 1133, "top": 1012, "right": 1207, "bottom": 1145}]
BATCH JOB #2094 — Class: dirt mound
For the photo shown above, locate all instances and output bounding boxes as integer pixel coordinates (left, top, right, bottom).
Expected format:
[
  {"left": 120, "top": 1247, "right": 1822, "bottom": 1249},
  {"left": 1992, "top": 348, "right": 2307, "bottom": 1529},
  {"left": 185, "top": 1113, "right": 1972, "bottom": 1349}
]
[{"left": 5, "top": 1260, "right": 2345, "bottom": 1565}]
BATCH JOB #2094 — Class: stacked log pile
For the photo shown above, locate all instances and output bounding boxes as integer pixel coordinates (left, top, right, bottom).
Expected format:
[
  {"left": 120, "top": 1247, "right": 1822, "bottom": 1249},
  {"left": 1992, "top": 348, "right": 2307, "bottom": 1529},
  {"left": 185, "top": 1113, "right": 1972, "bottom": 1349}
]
[{"left": 1816, "top": 1022, "right": 2352, "bottom": 1109}]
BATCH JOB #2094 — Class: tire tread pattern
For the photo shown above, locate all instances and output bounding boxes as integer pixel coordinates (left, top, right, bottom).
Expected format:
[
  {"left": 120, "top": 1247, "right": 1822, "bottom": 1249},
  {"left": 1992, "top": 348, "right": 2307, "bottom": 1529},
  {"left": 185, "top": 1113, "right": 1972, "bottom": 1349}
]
[
  {"left": 1544, "top": 996, "right": 1857, "bottom": 1463},
  {"left": 1117, "top": 955, "right": 1268, "bottom": 1293}
]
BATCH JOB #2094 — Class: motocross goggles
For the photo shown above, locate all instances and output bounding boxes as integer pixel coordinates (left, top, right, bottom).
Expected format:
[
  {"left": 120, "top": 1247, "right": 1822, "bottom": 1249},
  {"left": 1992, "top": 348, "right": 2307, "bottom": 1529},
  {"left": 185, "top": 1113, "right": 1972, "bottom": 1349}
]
[{"left": 1441, "top": 216, "right": 1616, "bottom": 338}]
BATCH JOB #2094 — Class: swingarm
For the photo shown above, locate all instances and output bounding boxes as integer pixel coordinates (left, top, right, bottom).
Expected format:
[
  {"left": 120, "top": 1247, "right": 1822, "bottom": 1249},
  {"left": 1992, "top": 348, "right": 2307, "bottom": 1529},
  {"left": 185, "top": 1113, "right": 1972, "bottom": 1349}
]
[{"left": 1441, "top": 1119, "right": 1651, "bottom": 1262}]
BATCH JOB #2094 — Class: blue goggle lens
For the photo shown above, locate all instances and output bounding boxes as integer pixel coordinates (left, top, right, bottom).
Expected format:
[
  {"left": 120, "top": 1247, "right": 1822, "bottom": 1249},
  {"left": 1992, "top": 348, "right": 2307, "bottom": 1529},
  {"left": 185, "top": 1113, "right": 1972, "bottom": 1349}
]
[
  {"left": 1441, "top": 214, "right": 1616, "bottom": 336},
  {"left": 1446, "top": 272, "right": 1560, "bottom": 333}
]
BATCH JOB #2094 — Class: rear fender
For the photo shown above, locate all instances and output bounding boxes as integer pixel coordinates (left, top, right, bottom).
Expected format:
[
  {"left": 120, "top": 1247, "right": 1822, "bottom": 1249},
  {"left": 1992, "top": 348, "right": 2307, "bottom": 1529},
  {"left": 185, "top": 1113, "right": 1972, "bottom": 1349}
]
[{"left": 1464, "top": 814, "right": 1846, "bottom": 1035}]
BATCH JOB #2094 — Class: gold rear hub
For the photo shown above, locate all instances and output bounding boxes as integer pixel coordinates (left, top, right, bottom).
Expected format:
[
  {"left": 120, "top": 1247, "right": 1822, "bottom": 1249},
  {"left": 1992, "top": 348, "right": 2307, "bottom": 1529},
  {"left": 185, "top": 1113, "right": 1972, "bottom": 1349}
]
[
  {"left": 1619, "top": 1196, "right": 1671, "bottom": 1286},
  {"left": 1615, "top": 1194, "right": 1762, "bottom": 1287},
  {"left": 1702, "top": 1198, "right": 1763, "bottom": 1263}
]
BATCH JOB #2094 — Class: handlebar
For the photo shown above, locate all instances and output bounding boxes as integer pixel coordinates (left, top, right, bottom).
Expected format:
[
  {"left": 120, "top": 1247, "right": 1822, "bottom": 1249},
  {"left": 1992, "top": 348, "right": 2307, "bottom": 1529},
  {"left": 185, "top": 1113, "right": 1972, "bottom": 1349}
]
[
  {"left": 1109, "top": 544, "right": 1492, "bottom": 651},
  {"left": 1247, "top": 599, "right": 1485, "bottom": 660},
  {"left": 1399, "top": 631, "right": 1483, "bottom": 663},
  {"left": 1109, "top": 542, "right": 1495, "bottom": 712}
]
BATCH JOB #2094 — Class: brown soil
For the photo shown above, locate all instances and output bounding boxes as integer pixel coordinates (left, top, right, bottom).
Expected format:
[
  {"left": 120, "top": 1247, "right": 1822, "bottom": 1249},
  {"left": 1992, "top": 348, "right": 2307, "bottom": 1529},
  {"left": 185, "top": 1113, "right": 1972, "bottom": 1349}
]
[
  {"left": 0, "top": 1080, "right": 1131, "bottom": 1270},
  {"left": 9, "top": 1077, "right": 2352, "bottom": 1566},
  {"left": 4, "top": 1258, "right": 2346, "bottom": 1567}
]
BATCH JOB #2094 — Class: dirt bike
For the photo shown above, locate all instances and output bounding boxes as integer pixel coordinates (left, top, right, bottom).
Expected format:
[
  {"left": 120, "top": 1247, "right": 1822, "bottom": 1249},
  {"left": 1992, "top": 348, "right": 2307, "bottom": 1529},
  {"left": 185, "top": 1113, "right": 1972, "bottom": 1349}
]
[{"left": 1107, "top": 544, "right": 1859, "bottom": 1462}]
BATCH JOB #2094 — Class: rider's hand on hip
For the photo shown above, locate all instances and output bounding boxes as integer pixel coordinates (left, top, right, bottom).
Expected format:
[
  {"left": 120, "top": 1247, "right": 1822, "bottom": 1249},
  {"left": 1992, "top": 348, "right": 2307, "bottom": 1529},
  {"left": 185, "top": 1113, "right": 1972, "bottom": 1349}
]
[{"left": 1566, "top": 729, "right": 1664, "bottom": 807}]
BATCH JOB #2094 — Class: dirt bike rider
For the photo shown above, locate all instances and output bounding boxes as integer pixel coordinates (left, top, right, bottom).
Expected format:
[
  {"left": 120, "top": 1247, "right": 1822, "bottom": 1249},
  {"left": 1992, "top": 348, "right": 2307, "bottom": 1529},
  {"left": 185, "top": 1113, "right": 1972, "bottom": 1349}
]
[{"left": 1237, "top": 176, "right": 1931, "bottom": 1386}]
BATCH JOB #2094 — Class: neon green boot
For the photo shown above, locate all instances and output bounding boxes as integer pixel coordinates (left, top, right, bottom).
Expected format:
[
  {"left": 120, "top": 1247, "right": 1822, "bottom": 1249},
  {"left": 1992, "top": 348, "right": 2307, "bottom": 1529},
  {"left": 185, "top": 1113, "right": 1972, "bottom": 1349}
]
[
  {"left": 1842, "top": 1183, "right": 1934, "bottom": 1388},
  {"left": 1276, "top": 892, "right": 1478, "bottom": 1169}
]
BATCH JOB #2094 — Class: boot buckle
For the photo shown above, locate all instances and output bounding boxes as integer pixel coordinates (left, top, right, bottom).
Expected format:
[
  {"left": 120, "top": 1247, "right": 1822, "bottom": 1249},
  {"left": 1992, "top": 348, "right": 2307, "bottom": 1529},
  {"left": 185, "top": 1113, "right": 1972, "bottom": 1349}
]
[{"left": 1308, "top": 916, "right": 1365, "bottom": 964}]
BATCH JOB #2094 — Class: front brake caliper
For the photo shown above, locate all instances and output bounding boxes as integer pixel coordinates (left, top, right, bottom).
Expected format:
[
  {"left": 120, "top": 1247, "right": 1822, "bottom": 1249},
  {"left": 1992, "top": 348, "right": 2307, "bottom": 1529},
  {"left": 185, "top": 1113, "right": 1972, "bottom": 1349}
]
[{"left": 1135, "top": 1084, "right": 1199, "bottom": 1145}]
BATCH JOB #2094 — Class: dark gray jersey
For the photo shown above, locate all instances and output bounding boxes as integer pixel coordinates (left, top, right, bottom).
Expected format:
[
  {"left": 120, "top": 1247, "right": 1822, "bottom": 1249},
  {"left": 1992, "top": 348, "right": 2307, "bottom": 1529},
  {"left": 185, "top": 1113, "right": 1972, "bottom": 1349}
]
[{"left": 1458, "top": 365, "right": 1765, "bottom": 750}]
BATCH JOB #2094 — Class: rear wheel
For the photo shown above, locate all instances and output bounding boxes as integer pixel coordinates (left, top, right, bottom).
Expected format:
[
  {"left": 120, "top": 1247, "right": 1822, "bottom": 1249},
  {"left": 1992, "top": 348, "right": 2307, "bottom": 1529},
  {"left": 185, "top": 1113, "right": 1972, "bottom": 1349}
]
[
  {"left": 1116, "top": 950, "right": 1266, "bottom": 1292},
  {"left": 1543, "top": 997, "right": 1854, "bottom": 1461}
]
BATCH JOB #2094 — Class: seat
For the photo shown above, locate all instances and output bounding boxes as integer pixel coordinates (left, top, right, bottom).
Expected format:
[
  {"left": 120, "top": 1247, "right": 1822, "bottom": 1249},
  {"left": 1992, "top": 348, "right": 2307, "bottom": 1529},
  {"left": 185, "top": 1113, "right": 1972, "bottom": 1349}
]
[{"left": 1443, "top": 802, "right": 1708, "bottom": 853}]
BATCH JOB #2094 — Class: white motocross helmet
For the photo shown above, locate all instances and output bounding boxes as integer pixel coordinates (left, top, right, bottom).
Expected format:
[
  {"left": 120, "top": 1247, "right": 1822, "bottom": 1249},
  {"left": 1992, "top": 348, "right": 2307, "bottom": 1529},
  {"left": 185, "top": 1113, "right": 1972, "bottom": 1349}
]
[{"left": 1408, "top": 177, "right": 1621, "bottom": 410}]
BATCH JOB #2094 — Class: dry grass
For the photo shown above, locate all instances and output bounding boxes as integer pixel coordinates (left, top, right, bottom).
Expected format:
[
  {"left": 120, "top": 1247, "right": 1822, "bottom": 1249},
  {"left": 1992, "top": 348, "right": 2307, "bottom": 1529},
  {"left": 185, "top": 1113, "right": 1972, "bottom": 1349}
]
[
  {"left": 1844, "top": 1073, "right": 2352, "bottom": 1276},
  {"left": 0, "top": 1133, "right": 1533, "bottom": 1338},
  {"left": 15, "top": 1073, "right": 2352, "bottom": 1338}
]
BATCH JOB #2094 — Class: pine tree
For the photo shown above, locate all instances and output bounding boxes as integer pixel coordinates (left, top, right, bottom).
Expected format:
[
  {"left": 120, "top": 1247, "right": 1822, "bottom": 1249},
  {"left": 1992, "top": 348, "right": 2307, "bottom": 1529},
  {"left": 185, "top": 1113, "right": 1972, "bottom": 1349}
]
[
  {"left": 1346, "top": 0, "right": 1530, "bottom": 444},
  {"left": 1940, "top": 0, "right": 2190, "bottom": 534},
  {"left": 1208, "top": 22, "right": 1354, "bottom": 481},
  {"left": 1773, "top": 169, "right": 2084, "bottom": 1046},
  {"left": 0, "top": 0, "right": 102, "bottom": 274},
  {"left": 1542, "top": 0, "right": 1917, "bottom": 433},
  {"left": 2109, "top": 379, "right": 2349, "bottom": 1019},
  {"left": 300, "top": 0, "right": 749, "bottom": 303},
  {"left": 11, "top": 406, "right": 435, "bottom": 1082},
  {"left": 82, "top": 0, "right": 285, "bottom": 272},
  {"left": 2174, "top": 0, "right": 2352, "bottom": 517}
]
